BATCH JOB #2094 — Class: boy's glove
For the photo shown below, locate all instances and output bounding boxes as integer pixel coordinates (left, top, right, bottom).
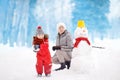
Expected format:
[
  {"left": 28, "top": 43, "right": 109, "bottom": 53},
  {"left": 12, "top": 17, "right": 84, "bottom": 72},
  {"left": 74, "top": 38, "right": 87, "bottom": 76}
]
[{"left": 52, "top": 46, "right": 61, "bottom": 51}]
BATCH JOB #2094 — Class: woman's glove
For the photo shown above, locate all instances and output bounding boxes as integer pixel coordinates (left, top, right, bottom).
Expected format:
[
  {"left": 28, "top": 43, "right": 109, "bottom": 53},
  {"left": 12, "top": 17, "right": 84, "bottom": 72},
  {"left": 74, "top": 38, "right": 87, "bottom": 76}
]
[{"left": 52, "top": 46, "right": 61, "bottom": 51}]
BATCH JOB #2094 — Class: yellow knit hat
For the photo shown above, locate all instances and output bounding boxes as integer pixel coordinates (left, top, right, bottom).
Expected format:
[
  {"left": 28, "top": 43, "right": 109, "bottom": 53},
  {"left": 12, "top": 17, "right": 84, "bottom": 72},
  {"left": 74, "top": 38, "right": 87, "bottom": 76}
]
[{"left": 77, "top": 20, "right": 85, "bottom": 28}]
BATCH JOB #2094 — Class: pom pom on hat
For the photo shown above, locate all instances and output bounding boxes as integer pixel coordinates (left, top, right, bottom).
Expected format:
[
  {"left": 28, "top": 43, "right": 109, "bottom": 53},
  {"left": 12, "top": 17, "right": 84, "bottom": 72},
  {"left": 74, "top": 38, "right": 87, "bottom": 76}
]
[
  {"left": 37, "top": 26, "right": 41, "bottom": 29},
  {"left": 36, "top": 25, "right": 44, "bottom": 35}
]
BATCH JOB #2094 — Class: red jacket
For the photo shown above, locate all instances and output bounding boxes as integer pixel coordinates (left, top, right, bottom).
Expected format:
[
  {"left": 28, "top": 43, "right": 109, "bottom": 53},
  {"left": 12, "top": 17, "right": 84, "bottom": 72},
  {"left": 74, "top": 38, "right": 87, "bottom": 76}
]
[
  {"left": 37, "top": 38, "right": 51, "bottom": 64},
  {"left": 32, "top": 34, "right": 49, "bottom": 45}
]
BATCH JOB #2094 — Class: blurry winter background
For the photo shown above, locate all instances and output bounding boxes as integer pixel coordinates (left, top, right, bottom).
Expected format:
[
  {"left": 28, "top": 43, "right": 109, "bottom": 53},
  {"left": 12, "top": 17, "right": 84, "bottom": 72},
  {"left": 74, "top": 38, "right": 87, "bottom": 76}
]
[
  {"left": 0, "top": 0, "right": 120, "bottom": 80},
  {"left": 0, "top": 0, "right": 120, "bottom": 47}
]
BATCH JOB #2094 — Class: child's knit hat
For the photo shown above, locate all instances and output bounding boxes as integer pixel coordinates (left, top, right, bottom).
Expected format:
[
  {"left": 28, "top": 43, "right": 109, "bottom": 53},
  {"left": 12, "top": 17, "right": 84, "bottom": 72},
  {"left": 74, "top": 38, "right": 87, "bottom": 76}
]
[{"left": 36, "top": 26, "right": 44, "bottom": 35}]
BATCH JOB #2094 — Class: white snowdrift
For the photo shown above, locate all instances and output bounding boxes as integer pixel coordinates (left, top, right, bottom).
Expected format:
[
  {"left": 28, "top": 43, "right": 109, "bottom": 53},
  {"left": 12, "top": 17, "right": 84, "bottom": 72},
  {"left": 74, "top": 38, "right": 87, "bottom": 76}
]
[{"left": 0, "top": 39, "right": 120, "bottom": 80}]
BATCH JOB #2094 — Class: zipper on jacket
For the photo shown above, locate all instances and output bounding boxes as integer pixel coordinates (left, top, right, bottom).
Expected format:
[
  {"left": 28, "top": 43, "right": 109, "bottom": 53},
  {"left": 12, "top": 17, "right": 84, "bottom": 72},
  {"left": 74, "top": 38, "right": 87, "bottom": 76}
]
[{"left": 59, "top": 34, "right": 60, "bottom": 46}]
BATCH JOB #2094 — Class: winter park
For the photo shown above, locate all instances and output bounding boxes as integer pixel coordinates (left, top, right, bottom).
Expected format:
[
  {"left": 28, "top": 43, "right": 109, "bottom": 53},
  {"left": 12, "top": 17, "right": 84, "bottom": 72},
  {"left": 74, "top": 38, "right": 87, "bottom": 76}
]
[{"left": 0, "top": 0, "right": 120, "bottom": 80}]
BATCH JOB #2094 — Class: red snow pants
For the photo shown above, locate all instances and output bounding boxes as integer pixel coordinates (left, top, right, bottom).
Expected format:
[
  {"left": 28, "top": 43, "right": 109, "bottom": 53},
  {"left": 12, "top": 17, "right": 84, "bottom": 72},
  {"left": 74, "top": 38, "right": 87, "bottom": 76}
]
[
  {"left": 36, "top": 54, "right": 52, "bottom": 75},
  {"left": 36, "top": 40, "right": 52, "bottom": 75}
]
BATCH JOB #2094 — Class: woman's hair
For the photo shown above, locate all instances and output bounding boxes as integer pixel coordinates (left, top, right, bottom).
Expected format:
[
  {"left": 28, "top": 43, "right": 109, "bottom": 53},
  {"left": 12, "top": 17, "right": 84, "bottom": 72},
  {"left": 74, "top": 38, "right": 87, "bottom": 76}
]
[{"left": 57, "top": 22, "right": 66, "bottom": 31}]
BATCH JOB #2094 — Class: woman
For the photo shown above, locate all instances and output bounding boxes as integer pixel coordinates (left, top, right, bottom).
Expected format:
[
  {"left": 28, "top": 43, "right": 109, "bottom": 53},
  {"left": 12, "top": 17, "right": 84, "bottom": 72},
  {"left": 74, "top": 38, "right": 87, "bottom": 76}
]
[{"left": 52, "top": 22, "right": 73, "bottom": 71}]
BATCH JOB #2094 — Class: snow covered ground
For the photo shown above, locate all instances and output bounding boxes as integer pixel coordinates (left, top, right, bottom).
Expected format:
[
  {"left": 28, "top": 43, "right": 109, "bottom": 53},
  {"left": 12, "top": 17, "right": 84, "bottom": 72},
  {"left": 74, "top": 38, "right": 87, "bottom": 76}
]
[{"left": 0, "top": 39, "right": 120, "bottom": 80}]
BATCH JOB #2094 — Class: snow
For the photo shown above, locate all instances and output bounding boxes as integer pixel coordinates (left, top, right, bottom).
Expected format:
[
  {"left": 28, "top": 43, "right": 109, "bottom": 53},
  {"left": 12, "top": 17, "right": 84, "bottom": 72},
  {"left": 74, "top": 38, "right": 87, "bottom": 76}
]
[
  {"left": 0, "top": 39, "right": 120, "bottom": 80},
  {"left": 71, "top": 41, "right": 93, "bottom": 74}
]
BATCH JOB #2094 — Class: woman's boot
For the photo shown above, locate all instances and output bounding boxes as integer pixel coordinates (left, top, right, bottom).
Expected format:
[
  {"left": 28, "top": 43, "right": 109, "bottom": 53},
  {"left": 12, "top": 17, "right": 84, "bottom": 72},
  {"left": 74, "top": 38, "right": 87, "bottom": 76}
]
[
  {"left": 65, "top": 61, "right": 71, "bottom": 69},
  {"left": 55, "top": 63, "right": 66, "bottom": 71}
]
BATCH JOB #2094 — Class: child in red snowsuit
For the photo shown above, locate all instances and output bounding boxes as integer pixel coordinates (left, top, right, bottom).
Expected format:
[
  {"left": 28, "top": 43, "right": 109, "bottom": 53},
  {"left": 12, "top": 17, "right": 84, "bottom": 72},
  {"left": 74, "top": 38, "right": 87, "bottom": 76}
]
[{"left": 33, "top": 26, "right": 52, "bottom": 77}]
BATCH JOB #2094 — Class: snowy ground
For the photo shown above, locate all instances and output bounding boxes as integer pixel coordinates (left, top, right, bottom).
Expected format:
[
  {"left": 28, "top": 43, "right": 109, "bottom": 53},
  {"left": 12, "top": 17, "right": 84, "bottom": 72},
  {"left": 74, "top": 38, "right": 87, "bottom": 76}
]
[{"left": 0, "top": 39, "right": 120, "bottom": 80}]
